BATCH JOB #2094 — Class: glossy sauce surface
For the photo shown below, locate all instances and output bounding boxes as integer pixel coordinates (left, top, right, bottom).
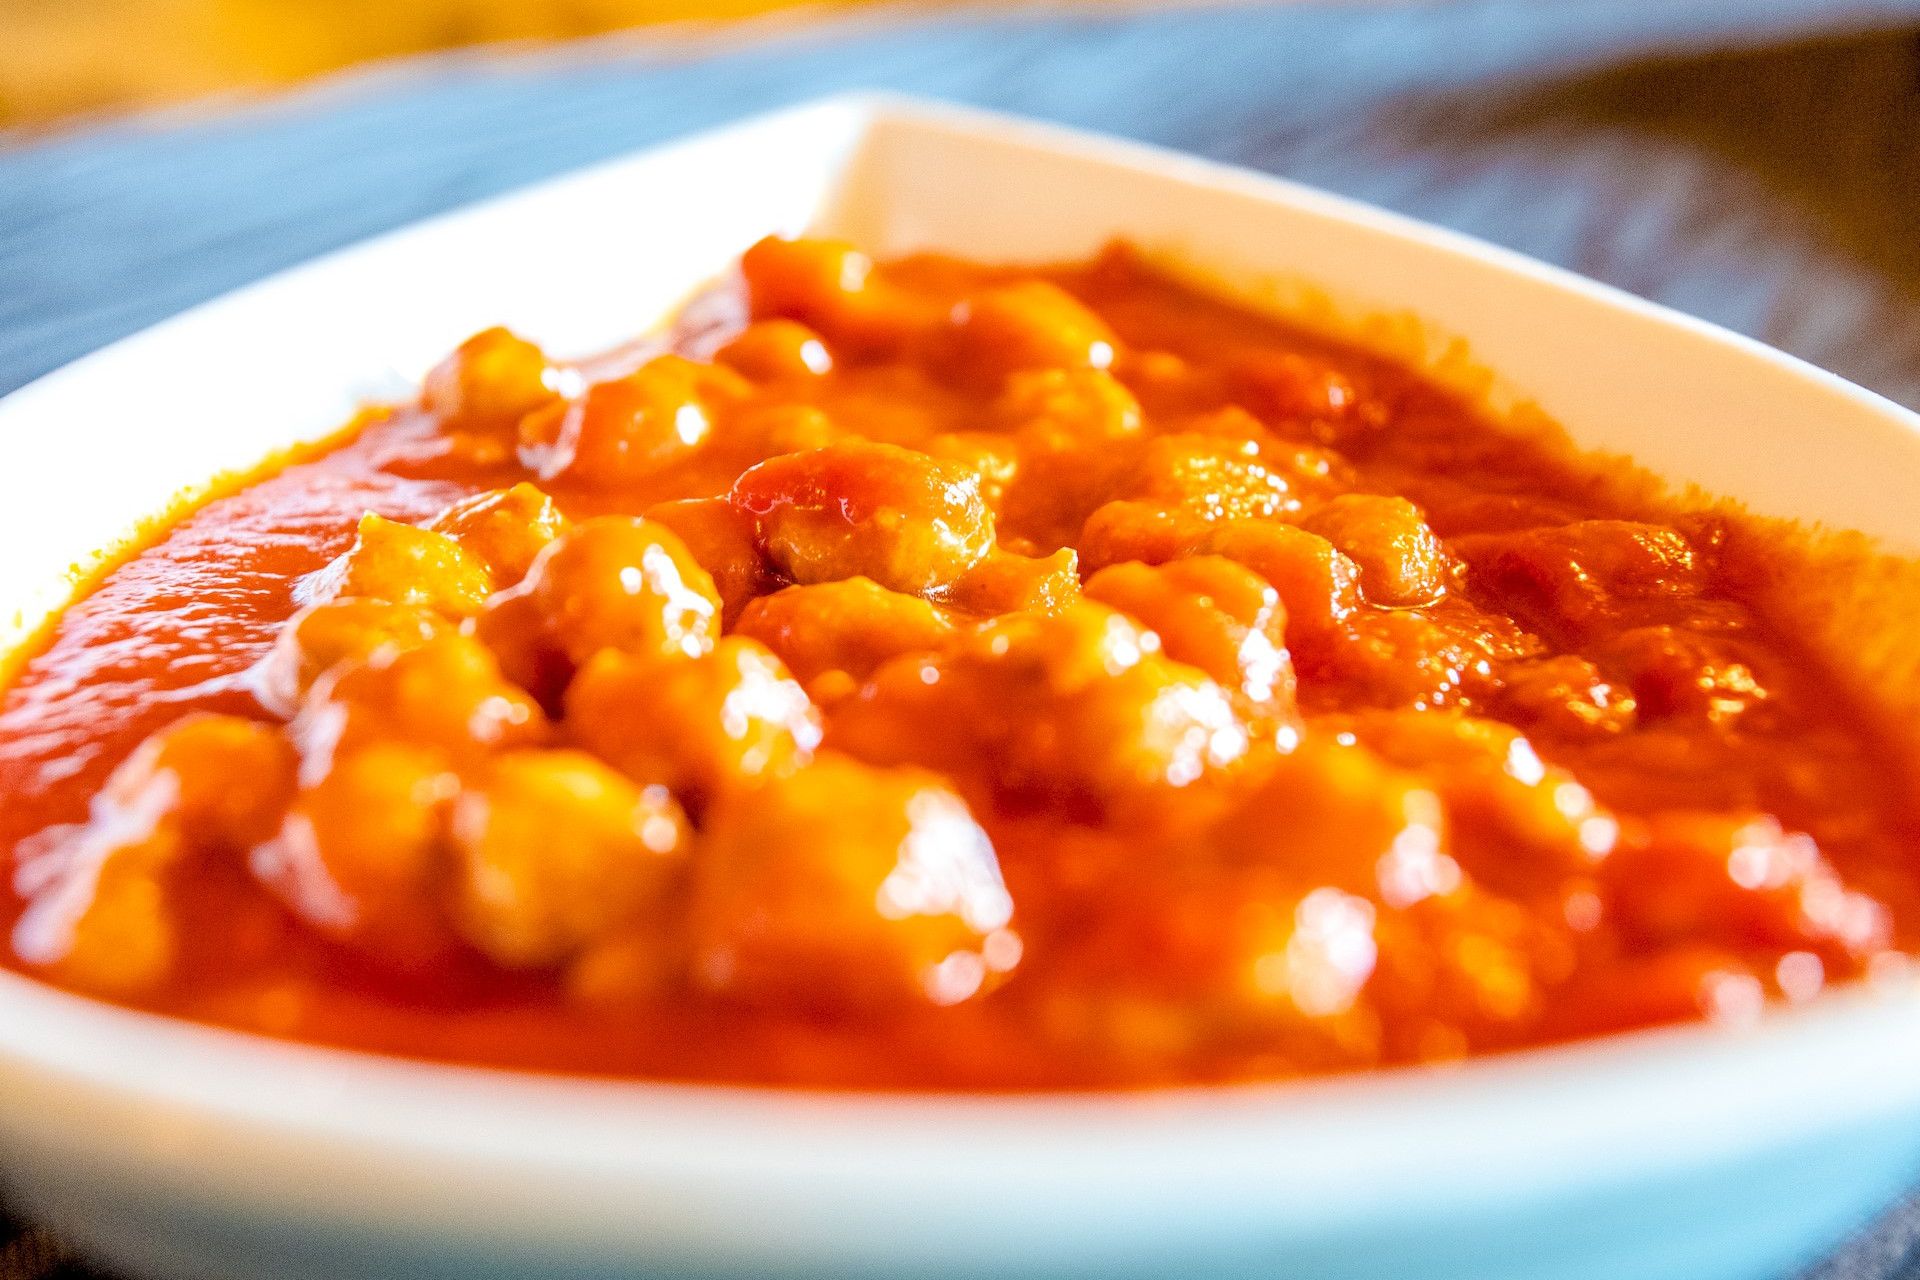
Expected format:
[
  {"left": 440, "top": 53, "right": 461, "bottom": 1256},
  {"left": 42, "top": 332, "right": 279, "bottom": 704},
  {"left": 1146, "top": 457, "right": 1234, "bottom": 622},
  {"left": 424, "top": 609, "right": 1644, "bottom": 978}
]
[{"left": 1, "top": 240, "right": 1914, "bottom": 1089}]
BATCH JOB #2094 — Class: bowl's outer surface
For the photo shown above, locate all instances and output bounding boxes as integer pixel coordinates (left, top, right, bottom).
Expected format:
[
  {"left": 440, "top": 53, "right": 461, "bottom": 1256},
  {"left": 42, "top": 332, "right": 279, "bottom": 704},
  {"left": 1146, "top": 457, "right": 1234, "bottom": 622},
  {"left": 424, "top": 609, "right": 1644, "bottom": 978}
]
[{"left": 2, "top": 95, "right": 1920, "bottom": 1280}]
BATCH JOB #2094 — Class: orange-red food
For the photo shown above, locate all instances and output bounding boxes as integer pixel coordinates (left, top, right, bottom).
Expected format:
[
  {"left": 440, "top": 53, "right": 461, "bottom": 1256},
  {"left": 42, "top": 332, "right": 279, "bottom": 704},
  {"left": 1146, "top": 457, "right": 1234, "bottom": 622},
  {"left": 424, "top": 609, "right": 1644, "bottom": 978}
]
[{"left": 1, "top": 239, "right": 1915, "bottom": 1089}]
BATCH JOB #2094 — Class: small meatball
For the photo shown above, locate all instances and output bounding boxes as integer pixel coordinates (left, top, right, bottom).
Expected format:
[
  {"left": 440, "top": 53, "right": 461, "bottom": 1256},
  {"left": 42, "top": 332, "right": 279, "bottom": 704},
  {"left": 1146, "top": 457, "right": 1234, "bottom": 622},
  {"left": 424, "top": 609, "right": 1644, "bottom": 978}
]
[
  {"left": 1493, "top": 655, "right": 1636, "bottom": 738},
  {"left": 448, "top": 750, "right": 690, "bottom": 968},
  {"left": 1028, "top": 866, "right": 1387, "bottom": 1072},
  {"left": 295, "top": 632, "right": 548, "bottom": 770},
  {"left": 476, "top": 517, "right": 721, "bottom": 697},
  {"left": 1301, "top": 494, "right": 1448, "bottom": 608},
  {"left": 731, "top": 441, "right": 995, "bottom": 596},
  {"left": 1454, "top": 519, "right": 1710, "bottom": 644},
  {"left": 250, "top": 744, "right": 461, "bottom": 969},
  {"left": 426, "top": 482, "right": 567, "bottom": 585},
  {"left": 830, "top": 603, "right": 1254, "bottom": 823},
  {"left": 689, "top": 754, "right": 1017, "bottom": 1012},
  {"left": 421, "top": 327, "right": 557, "bottom": 434},
  {"left": 1204, "top": 521, "right": 1365, "bottom": 644},
  {"left": 296, "top": 513, "right": 496, "bottom": 617},
  {"left": 734, "top": 578, "right": 958, "bottom": 684},
  {"left": 988, "top": 372, "right": 1141, "bottom": 546},
  {"left": 13, "top": 715, "right": 298, "bottom": 996},
  {"left": 947, "top": 547, "right": 1082, "bottom": 617},
  {"left": 945, "top": 281, "right": 1118, "bottom": 381},
  {"left": 714, "top": 319, "right": 834, "bottom": 381},
  {"left": 739, "top": 236, "right": 930, "bottom": 353},
  {"left": 1174, "top": 405, "right": 1355, "bottom": 494},
  {"left": 565, "top": 638, "right": 821, "bottom": 811},
  {"left": 1344, "top": 711, "right": 1618, "bottom": 901},
  {"left": 1539, "top": 724, "right": 1775, "bottom": 814},
  {"left": 1598, "top": 625, "right": 1771, "bottom": 726},
  {"left": 1211, "top": 738, "right": 1450, "bottom": 905},
  {"left": 1603, "top": 813, "right": 1889, "bottom": 967},
  {"left": 1366, "top": 882, "right": 1571, "bottom": 1053},
  {"left": 1077, "top": 502, "right": 1212, "bottom": 573},
  {"left": 98, "top": 714, "right": 300, "bottom": 849},
  {"left": 1119, "top": 433, "right": 1301, "bottom": 523},
  {"left": 796, "top": 362, "right": 970, "bottom": 443},
  {"left": 252, "top": 599, "right": 453, "bottom": 718},
  {"left": 712, "top": 403, "right": 846, "bottom": 474},
  {"left": 1305, "top": 610, "right": 1491, "bottom": 712},
  {"left": 993, "top": 367, "right": 1143, "bottom": 442},
  {"left": 1076, "top": 512, "right": 1365, "bottom": 653},
  {"left": 741, "top": 236, "right": 869, "bottom": 318},
  {"left": 1036, "top": 742, "right": 1455, "bottom": 1069},
  {"left": 568, "top": 929, "right": 683, "bottom": 1006},
  {"left": 13, "top": 840, "right": 179, "bottom": 996},
  {"left": 998, "top": 430, "right": 1132, "bottom": 553},
  {"left": 1228, "top": 350, "right": 1366, "bottom": 429},
  {"left": 924, "top": 432, "right": 1023, "bottom": 513},
  {"left": 644, "top": 496, "right": 773, "bottom": 626},
  {"left": 1381, "top": 472, "right": 1584, "bottom": 537},
  {"left": 517, "top": 356, "right": 748, "bottom": 488},
  {"left": 1084, "top": 557, "right": 1296, "bottom": 713}
]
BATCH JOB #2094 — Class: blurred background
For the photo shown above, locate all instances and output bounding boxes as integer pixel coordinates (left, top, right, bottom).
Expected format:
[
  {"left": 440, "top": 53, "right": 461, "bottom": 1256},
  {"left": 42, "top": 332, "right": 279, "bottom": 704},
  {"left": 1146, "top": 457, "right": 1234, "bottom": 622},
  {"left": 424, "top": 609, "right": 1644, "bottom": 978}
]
[
  {"left": 1, "top": 0, "right": 839, "bottom": 126},
  {"left": 10, "top": 0, "right": 1917, "bottom": 410}
]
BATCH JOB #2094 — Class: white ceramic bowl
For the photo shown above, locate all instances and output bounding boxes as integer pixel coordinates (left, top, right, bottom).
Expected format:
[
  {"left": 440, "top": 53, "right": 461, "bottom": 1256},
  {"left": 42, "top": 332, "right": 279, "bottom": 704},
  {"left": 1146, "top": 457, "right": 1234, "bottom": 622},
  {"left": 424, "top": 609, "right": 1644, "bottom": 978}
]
[{"left": 2, "top": 95, "right": 1919, "bottom": 1280}]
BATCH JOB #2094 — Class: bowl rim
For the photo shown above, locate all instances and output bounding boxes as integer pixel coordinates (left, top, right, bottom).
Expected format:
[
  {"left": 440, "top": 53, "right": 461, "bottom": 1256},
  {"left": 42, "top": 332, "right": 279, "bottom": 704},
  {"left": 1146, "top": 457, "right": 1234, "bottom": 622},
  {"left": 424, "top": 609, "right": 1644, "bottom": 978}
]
[{"left": 3, "top": 92, "right": 1920, "bottom": 1215}]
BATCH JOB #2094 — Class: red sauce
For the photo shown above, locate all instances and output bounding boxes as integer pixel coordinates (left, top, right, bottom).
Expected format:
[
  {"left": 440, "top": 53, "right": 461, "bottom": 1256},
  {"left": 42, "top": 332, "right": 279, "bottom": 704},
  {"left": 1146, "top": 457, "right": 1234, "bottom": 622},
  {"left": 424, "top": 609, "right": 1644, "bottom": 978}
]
[{"left": 1, "top": 239, "right": 1914, "bottom": 1089}]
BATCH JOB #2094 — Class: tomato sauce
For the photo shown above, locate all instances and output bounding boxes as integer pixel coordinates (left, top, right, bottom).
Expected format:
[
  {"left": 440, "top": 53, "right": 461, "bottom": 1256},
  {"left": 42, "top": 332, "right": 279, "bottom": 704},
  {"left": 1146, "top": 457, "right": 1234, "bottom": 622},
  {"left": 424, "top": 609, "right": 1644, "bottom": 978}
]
[{"left": 0, "top": 239, "right": 1914, "bottom": 1089}]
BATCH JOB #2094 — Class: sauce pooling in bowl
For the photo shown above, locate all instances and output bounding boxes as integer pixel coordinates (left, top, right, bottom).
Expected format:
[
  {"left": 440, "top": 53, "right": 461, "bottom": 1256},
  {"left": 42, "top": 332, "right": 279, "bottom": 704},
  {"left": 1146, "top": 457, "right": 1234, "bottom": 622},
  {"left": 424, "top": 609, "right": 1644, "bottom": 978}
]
[{"left": 1, "top": 239, "right": 1914, "bottom": 1089}]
